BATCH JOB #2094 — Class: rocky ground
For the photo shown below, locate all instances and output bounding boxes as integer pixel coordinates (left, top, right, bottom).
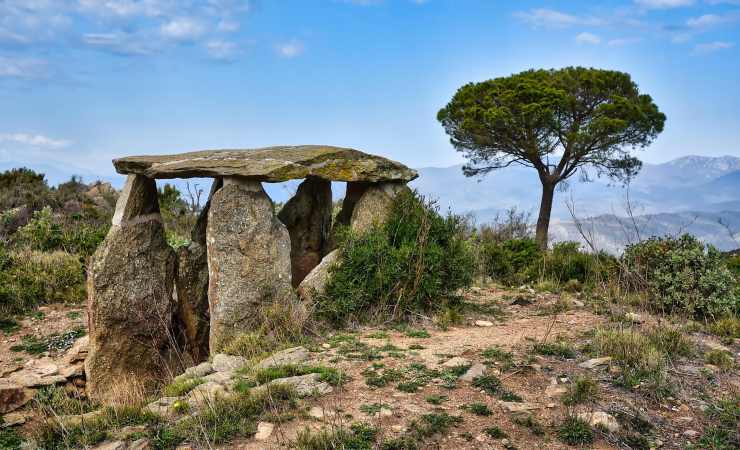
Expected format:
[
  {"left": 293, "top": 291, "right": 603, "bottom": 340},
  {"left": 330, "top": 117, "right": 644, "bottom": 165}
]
[{"left": 1, "top": 285, "right": 738, "bottom": 449}]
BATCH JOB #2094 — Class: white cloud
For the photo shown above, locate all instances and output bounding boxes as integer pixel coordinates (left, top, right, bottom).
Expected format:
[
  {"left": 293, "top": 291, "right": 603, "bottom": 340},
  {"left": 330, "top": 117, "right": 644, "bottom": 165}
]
[
  {"left": 160, "top": 17, "right": 205, "bottom": 41},
  {"left": 0, "top": 56, "right": 48, "bottom": 79},
  {"left": 515, "top": 9, "right": 604, "bottom": 29},
  {"left": 693, "top": 41, "right": 734, "bottom": 53},
  {"left": 83, "top": 32, "right": 154, "bottom": 55},
  {"left": 635, "top": 0, "right": 694, "bottom": 8},
  {"left": 77, "top": 0, "right": 170, "bottom": 18},
  {"left": 275, "top": 39, "right": 304, "bottom": 58},
  {"left": 687, "top": 14, "right": 727, "bottom": 28},
  {"left": 206, "top": 39, "right": 238, "bottom": 60},
  {"left": 575, "top": 32, "right": 601, "bottom": 44},
  {"left": 217, "top": 20, "right": 240, "bottom": 32},
  {"left": 0, "top": 133, "right": 69, "bottom": 148},
  {"left": 608, "top": 37, "right": 643, "bottom": 46}
]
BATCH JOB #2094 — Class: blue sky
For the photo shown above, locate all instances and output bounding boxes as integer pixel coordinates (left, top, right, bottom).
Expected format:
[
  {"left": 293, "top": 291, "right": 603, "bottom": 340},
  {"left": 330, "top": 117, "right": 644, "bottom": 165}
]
[{"left": 1, "top": 0, "right": 739, "bottom": 181}]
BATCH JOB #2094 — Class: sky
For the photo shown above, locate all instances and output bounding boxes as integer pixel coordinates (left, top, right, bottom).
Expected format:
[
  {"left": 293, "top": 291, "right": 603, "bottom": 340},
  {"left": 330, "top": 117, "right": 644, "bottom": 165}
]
[{"left": 1, "top": 0, "right": 739, "bottom": 182}]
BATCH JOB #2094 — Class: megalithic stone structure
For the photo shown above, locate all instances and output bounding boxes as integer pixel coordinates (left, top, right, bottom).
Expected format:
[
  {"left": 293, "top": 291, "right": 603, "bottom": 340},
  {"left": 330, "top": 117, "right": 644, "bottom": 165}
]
[
  {"left": 86, "top": 145, "right": 418, "bottom": 403},
  {"left": 86, "top": 174, "right": 177, "bottom": 403}
]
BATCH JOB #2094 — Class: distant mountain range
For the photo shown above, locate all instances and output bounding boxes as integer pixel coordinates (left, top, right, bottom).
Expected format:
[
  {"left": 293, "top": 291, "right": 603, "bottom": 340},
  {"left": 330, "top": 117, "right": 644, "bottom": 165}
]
[
  {"left": 3, "top": 154, "right": 739, "bottom": 252},
  {"left": 411, "top": 155, "right": 740, "bottom": 252}
]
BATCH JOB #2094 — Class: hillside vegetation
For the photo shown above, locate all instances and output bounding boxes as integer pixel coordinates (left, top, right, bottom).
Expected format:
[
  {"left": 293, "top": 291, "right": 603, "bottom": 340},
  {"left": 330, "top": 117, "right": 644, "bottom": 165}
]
[{"left": 0, "top": 168, "right": 738, "bottom": 450}]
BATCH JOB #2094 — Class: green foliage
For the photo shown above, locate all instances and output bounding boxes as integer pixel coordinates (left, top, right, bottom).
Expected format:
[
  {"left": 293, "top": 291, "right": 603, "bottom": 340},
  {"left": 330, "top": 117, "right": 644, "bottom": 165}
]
[
  {"left": 462, "top": 402, "right": 492, "bottom": 416},
  {"left": 16, "top": 206, "right": 110, "bottom": 257},
  {"left": 708, "top": 316, "right": 740, "bottom": 341},
  {"left": 512, "top": 414, "right": 544, "bottom": 436},
  {"left": 698, "top": 395, "right": 739, "bottom": 449},
  {"left": 481, "top": 238, "right": 614, "bottom": 287},
  {"left": 483, "top": 426, "right": 507, "bottom": 439},
  {"left": 532, "top": 340, "right": 576, "bottom": 359},
  {"left": 0, "top": 427, "right": 24, "bottom": 449},
  {"left": 10, "top": 327, "right": 86, "bottom": 355},
  {"left": 0, "top": 318, "right": 20, "bottom": 334},
  {"left": 622, "top": 234, "right": 739, "bottom": 318},
  {"left": 558, "top": 416, "right": 594, "bottom": 446},
  {"left": 425, "top": 394, "right": 448, "bottom": 405},
  {"left": 294, "top": 423, "right": 378, "bottom": 450},
  {"left": 253, "top": 364, "right": 343, "bottom": 386},
  {"left": 705, "top": 349, "right": 735, "bottom": 371},
  {"left": 0, "top": 249, "right": 85, "bottom": 315},
  {"left": 562, "top": 376, "right": 599, "bottom": 406},
  {"left": 591, "top": 328, "right": 668, "bottom": 393},
  {"left": 318, "top": 190, "right": 475, "bottom": 325},
  {"left": 482, "top": 238, "right": 541, "bottom": 285},
  {"left": 472, "top": 375, "right": 521, "bottom": 402},
  {"left": 0, "top": 168, "right": 52, "bottom": 211},
  {"left": 163, "top": 377, "right": 204, "bottom": 397},
  {"left": 409, "top": 413, "right": 463, "bottom": 439}
]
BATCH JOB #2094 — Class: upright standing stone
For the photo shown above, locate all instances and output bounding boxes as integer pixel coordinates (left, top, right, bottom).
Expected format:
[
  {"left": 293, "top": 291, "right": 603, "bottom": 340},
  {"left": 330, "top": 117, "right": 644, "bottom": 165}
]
[
  {"left": 206, "top": 178, "right": 298, "bottom": 351},
  {"left": 86, "top": 175, "right": 177, "bottom": 403},
  {"left": 327, "top": 181, "right": 369, "bottom": 250},
  {"left": 278, "top": 177, "right": 332, "bottom": 287},
  {"left": 349, "top": 182, "right": 409, "bottom": 233},
  {"left": 175, "top": 178, "right": 222, "bottom": 363}
]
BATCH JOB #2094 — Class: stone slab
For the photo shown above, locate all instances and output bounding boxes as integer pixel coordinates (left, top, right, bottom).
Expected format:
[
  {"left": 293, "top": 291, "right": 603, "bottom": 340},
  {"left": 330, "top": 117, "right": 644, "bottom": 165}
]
[{"left": 113, "top": 146, "right": 418, "bottom": 182}]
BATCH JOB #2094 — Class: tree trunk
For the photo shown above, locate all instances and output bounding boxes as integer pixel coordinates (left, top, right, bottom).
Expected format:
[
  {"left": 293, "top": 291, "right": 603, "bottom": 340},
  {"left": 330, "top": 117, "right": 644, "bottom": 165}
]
[{"left": 535, "top": 181, "right": 555, "bottom": 250}]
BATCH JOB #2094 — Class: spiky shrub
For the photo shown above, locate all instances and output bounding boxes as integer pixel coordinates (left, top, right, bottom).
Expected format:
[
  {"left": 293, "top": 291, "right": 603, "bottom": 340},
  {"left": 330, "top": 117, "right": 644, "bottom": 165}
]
[
  {"left": 317, "top": 189, "right": 475, "bottom": 326},
  {"left": 0, "top": 248, "right": 85, "bottom": 315},
  {"left": 622, "top": 234, "right": 738, "bottom": 318}
]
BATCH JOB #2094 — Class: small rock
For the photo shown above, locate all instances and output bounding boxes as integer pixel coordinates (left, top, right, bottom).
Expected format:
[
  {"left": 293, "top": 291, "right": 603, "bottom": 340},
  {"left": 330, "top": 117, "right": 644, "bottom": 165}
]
[
  {"left": 187, "top": 382, "right": 227, "bottom": 406},
  {"left": 625, "top": 312, "right": 643, "bottom": 323},
  {"left": 1, "top": 412, "right": 30, "bottom": 427},
  {"left": 144, "top": 397, "right": 183, "bottom": 418},
  {"left": 441, "top": 357, "right": 471, "bottom": 368},
  {"left": 545, "top": 384, "right": 567, "bottom": 398},
  {"left": 0, "top": 380, "right": 34, "bottom": 414},
  {"left": 572, "top": 299, "right": 585, "bottom": 307},
  {"left": 391, "top": 425, "right": 405, "bottom": 433},
  {"left": 59, "top": 409, "right": 106, "bottom": 427},
  {"left": 546, "top": 403, "right": 556, "bottom": 408},
  {"left": 203, "top": 370, "right": 234, "bottom": 385},
  {"left": 255, "top": 422, "right": 274, "bottom": 441},
  {"left": 9, "top": 371, "right": 67, "bottom": 388},
  {"left": 266, "top": 373, "right": 332, "bottom": 397},
  {"left": 378, "top": 407, "right": 393, "bottom": 417},
  {"left": 308, "top": 406, "right": 325, "bottom": 419},
  {"left": 501, "top": 402, "right": 539, "bottom": 413},
  {"left": 60, "top": 363, "right": 85, "bottom": 379},
  {"left": 211, "top": 354, "right": 247, "bottom": 372},
  {"left": 113, "top": 425, "right": 148, "bottom": 440},
  {"left": 321, "top": 343, "right": 331, "bottom": 349},
  {"left": 24, "top": 358, "right": 59, "bottom": 376},
  {"left": 578, "top": 411, "right": 620, "bottom": 433},
  {"left": 475, "top": 320, "right": 494, "bottom": 327},
  {"left": 63, "top": 336, "right": 89, "bottom": 364},
  {"left": 129, "top": 439, "right": 151, "bottom": 450},
  {"left": 91, "top": 441, "right": 126, "bottom": 450},
  {"left": 460, "top": 363, "right": 486, "bottom": 382},
  {"left": 683, "top": 429, "right": 698, "bottom": 438},
  {"left": 578, "top": 357, "right": 612, "bottom": 369},
  {"left": 184, "top": 362, "right": 214, "bottom": 378},
  {"left": 254, "top": 347, "right": 310, "bottom": 369}
]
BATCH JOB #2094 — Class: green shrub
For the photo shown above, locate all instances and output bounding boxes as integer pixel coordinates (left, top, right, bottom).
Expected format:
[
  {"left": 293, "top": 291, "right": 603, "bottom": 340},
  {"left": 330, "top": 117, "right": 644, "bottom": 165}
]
[
  {"left": 0, "top": 168, "right": 53, "bottom": 211},
  {"left": 536, "top": 241, "right": 615, "bottom": 284},
  {"left": 562, "top": 376, "right": 599, "bottom": 406},
  {"left": 591, "top": 328, "right": 667, "bottom": 392},
  {"left": 0, "top": 249, "right": 85, "bottom": 315},
  {"left": 622, "top": 235, "right": 738, "bottom": 318},
  {"left": 16, "top": 207, "right": 109, "bottom": 257},
  {"left": 317, "top": 190, "right": 475, "bottom": 325},
  {"left": 558, "top": 416, "right": 594, "bottom": 445},
  {"left": 483, "top": 238, "right": 541, "bottom": 285}
]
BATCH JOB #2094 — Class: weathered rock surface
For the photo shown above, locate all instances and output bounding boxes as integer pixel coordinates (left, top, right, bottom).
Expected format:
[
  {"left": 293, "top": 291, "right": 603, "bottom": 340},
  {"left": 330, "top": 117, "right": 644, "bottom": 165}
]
[
  {"left": 0, "top": 380, "right": 33, "bottom": 413},
  {"left": 278, "top": 177, "right": 332, "bottom": 286},
  {"left": 460, "top": 363, "right": 487, "bottom": 382},
  {"left": 114, "top": 146, "right": 418, "bottom": 183},
  {"left": 211, "top": 354, "right": 247, "bottom": 372},
  {"left": 296, "top": 249, "right": 341, "bottom": 303},
  {"left": 578, "top": 411, "right": 620, "bottom": 432},
  {"left": 329, "top": 181, "right": 369, "bottom": 245},
  {"left": 175, "top": 179, "right": 222, "bottom": 363},
  {"left": 349, "top": 182, "right": 408, "bottom": 233},
  {"left": 207, "top": 178, "right": 301, "bottom": 351},
  {"left": 264, "top": 373, "right": 333, "bottom": 397},
  {"left": 254, "top": 346, "right": 310, "bottom": 369},
  {"left": 86, "top": 174, "right": 177, "bottom": 403}
]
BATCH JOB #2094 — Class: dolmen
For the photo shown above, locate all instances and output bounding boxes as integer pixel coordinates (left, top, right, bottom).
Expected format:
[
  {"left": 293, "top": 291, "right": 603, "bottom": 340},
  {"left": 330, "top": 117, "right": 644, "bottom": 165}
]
[{"left": 86, "top": 145, "right": 417, "bottom": 402}]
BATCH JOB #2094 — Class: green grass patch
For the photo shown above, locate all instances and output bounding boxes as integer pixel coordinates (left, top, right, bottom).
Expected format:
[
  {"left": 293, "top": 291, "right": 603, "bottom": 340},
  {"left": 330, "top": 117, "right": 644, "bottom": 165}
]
[
  {"left": 483, "top": 426, "right": 507, "bottom": 439},
  {"left": 163, "top": 377, "right": 204, "bottom": 397},
  {"left": 472, "top": 375, "right": 522, "bottom": 402},
  {"left": 461, "top": 402, "right": 492, "bottom": 416},
  {"left": 425, "top": 395, "right": 448, "bottom": 405},
  {"left": 532, "top": 341, "right": 576, "bottom": 359},
  {"left": 562, "top": 376, "right": 599, "bottom": 406},
  {"left": 512, "top": 414, "right": 545, "bottom": 436},
  {"left": 253, "top": 364, "right": 344, "bottom": 386},
  {"left": 558, "top": 416, "right": 594, "bottom": 446}
]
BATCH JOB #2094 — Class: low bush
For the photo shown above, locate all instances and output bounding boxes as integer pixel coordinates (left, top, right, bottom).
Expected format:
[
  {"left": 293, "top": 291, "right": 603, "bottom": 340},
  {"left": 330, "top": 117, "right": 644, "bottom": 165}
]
[
  {"left": 317, "top": 190, "right": 475, "bottom": 325},
  {"left": 482, "top": 238, "right": 541, "bottom": 285},
  {"left": 16, "top": 206, "right": 110, "bottom": 258},
  {"left": 621, "top": 234, "right": 738, "bottom": 318},
  {"left": 0, "top": 249, "right": 85, "bottom": 315},
  {"left": 558, "top": 416, "right": 594, "bottom": 446}
]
